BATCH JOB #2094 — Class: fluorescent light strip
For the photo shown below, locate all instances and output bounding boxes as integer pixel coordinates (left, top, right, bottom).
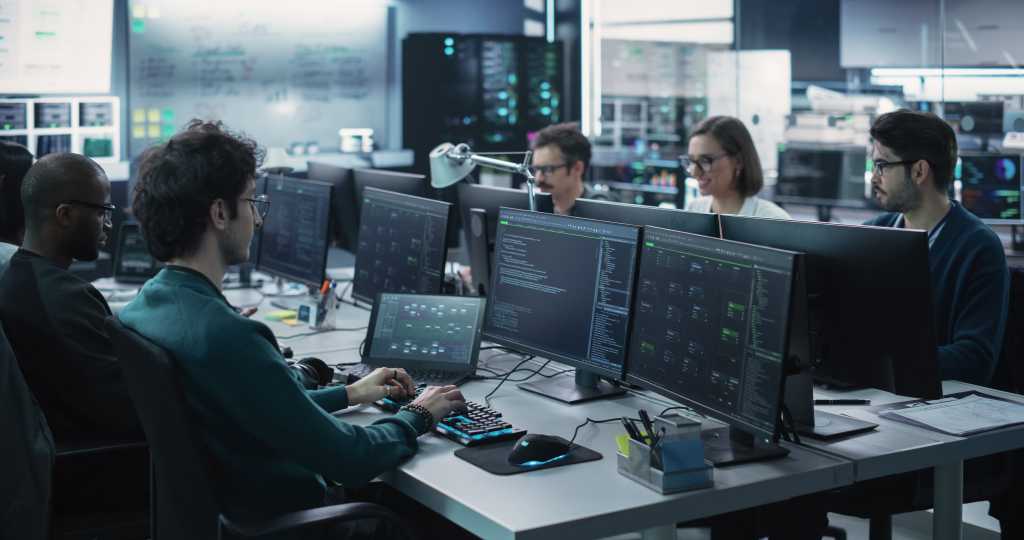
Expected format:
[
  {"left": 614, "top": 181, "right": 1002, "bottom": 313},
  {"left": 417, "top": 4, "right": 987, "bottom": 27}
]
[{"left": 871, "top": 67, "right": 1024, "bottom": 78}]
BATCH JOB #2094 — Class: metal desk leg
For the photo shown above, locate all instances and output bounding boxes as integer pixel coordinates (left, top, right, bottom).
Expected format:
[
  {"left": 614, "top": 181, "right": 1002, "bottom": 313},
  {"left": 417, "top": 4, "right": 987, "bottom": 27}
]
[
  {"left": 641, "top": 525, "right": 676, "bottom": 540},
  {"left": 933, "top": 460, "right": 963, "bottom": 540}
]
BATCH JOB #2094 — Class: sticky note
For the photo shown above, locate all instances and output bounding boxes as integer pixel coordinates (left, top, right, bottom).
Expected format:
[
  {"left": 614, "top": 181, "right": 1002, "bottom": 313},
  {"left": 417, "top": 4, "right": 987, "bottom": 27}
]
[
  {"left": 132, "top": 4, "right": 146, "bottom": 18},
  {"left": 148, "top": 6, "right": 161, "bottom": 19},
  {"left": 132, "top": 126, "right": 146, "bottom": 139},
  {"left": 161, "top": 108, "right": 175, "bottom": 122},
  {"left": 131, "top": 18, "right": 145, "bottom": 33},
  {"left": 161, "top": 124, "right": 176, "bottom": 137},
  {"left": 132, "top": 109, "right": 145, "bottom": 123},
  {"left": 265, "top": 310, "right": 298, "bottom": 321},
  {"left": 147, "top": 108, "right": 160, "bottom": 123},
  {"left": 147, "top": 125, "right": 160, "bottom": 138},
  {"left": 615, "top": 434, "right": 631, "bottom": 456}
]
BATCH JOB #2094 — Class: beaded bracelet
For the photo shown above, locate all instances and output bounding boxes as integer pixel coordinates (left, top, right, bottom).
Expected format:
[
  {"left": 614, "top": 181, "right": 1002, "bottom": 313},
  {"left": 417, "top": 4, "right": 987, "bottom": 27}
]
[{"left": 400, "top": 403, "right": 436, "bottom": 433}]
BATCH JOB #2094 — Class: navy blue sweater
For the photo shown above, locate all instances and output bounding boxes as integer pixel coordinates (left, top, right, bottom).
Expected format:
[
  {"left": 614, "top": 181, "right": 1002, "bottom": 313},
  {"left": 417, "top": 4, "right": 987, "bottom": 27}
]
[{"left": 866, "top": 202, "right": 1009, "bottom": 385}]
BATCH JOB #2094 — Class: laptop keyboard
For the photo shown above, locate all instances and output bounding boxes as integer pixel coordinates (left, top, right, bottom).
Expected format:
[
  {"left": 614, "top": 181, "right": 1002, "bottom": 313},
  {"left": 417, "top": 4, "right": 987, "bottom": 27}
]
[{"left": 377, "top": 387, "right": 525, "bottom": 447}]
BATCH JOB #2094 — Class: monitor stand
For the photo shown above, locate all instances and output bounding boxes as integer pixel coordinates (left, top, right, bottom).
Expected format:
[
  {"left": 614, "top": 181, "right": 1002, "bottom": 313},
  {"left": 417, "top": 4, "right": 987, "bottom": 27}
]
[
  {"left": 701, "top": 426, "right": 789, "bottom": 466},
  {"left": 261, "top": 278, "right": 311, "bottom": 310},
  {"left": 518, "top": 370, "right": 625, "bottom": 405},
  {"left": 785, "top": 371, "right": 878, "bottom": 440}
]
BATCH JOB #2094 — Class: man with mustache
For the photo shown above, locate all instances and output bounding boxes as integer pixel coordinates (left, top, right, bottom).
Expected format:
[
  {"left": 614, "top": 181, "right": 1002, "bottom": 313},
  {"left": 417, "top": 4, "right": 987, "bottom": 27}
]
[
  {"left": 531, "top": 122, "right": 595, "bottom": 215},
  {"left": 866, "top": 109, "right": 1008, "bottom": 385}
]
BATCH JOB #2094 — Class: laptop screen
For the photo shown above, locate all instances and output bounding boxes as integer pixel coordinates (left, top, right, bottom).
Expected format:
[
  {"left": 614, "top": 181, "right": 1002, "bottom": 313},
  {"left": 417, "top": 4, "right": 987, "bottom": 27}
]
[
  {"left": 365, "top": 293, "right": 486, "bottom": 370},
  {"left": 114, "top": 223, "right": 161, "bottom": 283}
]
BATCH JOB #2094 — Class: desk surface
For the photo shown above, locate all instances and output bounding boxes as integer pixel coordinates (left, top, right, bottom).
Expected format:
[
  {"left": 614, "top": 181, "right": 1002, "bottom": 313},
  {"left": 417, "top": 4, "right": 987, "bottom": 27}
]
[
  {"left": 255, "top": 295, "right": 853, "bottom": 540},
  {"left": 808, "top": 383, "right": 1024, "bottom": 481}
]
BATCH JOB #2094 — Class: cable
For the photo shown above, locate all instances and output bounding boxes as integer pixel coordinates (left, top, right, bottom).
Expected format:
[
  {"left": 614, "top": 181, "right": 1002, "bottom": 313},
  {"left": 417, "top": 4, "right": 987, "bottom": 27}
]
[
  {"left": 276, "top": 326, "right": 368, "bottom": 341},
  {"left": 483, "top": 355, "right": 535, "bottom": 407},
  {"left": 658, "top": 405, "right": 704, "bottom": 419},
  {"left": 567, "top": 417, "right": 637, "bottom": 448},
  {"left": 480, "top": 345, "right": 520, "bottom": 352}
]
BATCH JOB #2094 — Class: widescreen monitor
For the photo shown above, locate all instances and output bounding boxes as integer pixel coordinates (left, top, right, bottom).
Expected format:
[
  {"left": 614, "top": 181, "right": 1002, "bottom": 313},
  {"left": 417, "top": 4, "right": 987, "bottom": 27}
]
[
  {"left": 483, "top": 208, "right": 640, "bottom": 403},
  {"left": 571, "top": 198, "right": 720, "bottom": 237},
  {"left": 257, "top": 176, "right": 333, "bottom": 288},
  {"left": 352, "top": 188, "right": 452, "bottom": 304},
  {"left": 626, "top": 227, "right": 798, "bottom": 464},
  {"left": 720, "top": 215, "right": 941, "bottom": 399}
]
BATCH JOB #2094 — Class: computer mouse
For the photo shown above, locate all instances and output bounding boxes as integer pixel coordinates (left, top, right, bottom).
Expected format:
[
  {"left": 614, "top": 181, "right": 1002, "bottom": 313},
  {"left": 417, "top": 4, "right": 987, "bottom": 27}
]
[{"left": 507, "top": 433, "right": 573, "bottom": 467}]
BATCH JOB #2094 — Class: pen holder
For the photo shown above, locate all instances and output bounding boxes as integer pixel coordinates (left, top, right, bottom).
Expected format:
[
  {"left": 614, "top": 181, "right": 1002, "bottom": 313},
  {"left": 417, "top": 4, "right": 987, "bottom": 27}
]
[
  {"left": 297, "top": 288, "right": 338, "bottom": 330},
  {"left": 617, "top": 437, "right": 713, "bottom": 495}
]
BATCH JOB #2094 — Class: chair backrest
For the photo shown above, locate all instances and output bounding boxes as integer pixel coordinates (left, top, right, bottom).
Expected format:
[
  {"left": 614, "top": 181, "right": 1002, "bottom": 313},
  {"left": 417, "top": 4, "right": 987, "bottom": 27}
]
[
  {"left": 0, "top": 323, "right": 54, "bottom": 540},
  {"left": 105, "top": 317, "right": 220, "bottom": 540},
  {"left": 993, "top": 266, "right": 1024, "bottom": 394}
]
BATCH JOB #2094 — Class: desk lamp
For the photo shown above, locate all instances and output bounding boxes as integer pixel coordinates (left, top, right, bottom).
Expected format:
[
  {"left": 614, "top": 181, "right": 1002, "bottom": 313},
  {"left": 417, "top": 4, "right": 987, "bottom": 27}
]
[{"left": 429, "top": 142, "right": 538, "bottom": 211}]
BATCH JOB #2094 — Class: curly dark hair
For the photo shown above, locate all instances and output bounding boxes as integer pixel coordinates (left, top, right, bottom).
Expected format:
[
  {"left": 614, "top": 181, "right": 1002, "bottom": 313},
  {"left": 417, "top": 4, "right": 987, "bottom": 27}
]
[
  {"left": 132, "top": 120, "right": 264, "bottom": 261},
  {"left": 532, "top": 122, "right": 592, "bottom": 172},
  {"left": 870, "top": 109, "right": 958, "bottom": 192}
]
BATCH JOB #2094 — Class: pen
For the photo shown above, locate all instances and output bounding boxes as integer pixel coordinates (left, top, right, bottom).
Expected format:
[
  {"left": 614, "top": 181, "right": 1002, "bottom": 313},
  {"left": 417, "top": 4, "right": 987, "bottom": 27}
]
[
  {"left": 621, "top": 417, "right": 643, "bottom": 441},
  {"left": 814, "top": 399, "right": 871, "bottom": 405},
  {"left": 637, "top": 409, "right": 655, "bottom": 443}
]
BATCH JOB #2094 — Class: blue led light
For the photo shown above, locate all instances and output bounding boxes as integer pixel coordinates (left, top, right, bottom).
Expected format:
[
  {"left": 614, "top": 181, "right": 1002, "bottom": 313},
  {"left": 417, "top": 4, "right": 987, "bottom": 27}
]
[
  {"left": 541, "top": 107, "right": 551, "bottom": 116},
  {"left": 497, "top": 107, "right": 508, "bottom": 117},
  {"left": 498, "top": 91, "right": 508, "bottom": 100},
  {"left": 540, "top": 91, "right": 550, "bottom": 99},
  {"left": 518, "top": 453, "right": 569, "bottom": 468},
  {"left": 540, "top": 81, "right": 550, "bottom": 90},
  {"left": 444, "top": 47, "right": 454, "bottom": 56},
  {"left": 508, "top": 74, "right": 517, "bottom": 84},
  {"left": 444, "top": 37, "right": 454, "bottom": 46}
]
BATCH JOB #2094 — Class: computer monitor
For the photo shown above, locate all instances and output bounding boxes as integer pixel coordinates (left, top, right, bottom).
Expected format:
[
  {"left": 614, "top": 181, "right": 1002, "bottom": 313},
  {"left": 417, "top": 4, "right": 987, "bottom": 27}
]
[
  {"left": 256, "top": 176, "right": 333, "bottom": 288},
  {"left": 774, "top": 145, "right": 871, "bottom": 209},
  {"left": 352, "top": 187, "right": 452, "bottom": 304},
  {"left": 351, "top": 168, "right": 458, "bottom": 248},
  {"left": 306, "top": 161, "right": 358, "bottom": 250},
  {"left": 571, "top": 198, "right": 720, "bottom": 237},
  {"left": 483, "top": 208, "right": 641, "bottom": 404},
  {"left": 456, "top": 183, "right": 554, "bottom": 296},
  {"left": 720, "top": 215, "right": 941, "bottom": 399},
  {"left": 626, "top": 226, "right": 798, "bottom": 465},
  {"left": 957, "top": 153, "right": 1023, "bottom": 224}
]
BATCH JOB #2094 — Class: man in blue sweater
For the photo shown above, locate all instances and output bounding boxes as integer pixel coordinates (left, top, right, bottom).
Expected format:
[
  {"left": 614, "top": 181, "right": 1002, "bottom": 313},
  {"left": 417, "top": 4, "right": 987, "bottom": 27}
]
[
  {"left": 120, "top": 120, "right": 467, "bottom": 538},
  {"left": 865, "top": 109, "right": 1009, "bottom": 385}
]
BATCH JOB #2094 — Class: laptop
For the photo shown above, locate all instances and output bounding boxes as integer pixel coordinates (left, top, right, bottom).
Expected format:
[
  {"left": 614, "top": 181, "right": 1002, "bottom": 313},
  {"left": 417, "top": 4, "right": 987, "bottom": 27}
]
[{"left": 350, "top": 293, "right": 486, "bottom": 386}]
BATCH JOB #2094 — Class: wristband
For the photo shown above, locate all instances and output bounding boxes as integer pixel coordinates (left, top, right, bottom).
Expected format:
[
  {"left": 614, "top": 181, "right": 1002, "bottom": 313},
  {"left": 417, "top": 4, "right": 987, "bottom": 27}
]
[{"left": 400, "top": 403, "right": 435, "bottom": 433}]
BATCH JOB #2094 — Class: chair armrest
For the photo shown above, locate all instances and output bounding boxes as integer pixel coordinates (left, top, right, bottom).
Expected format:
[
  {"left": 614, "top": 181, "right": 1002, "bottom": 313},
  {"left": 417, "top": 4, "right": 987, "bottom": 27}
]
[
  {"left": 56, "top": 440, "right": 147, "bottom": 458},
  {"left": 218, "top": 501, "right": 415, "bottom": 540}
]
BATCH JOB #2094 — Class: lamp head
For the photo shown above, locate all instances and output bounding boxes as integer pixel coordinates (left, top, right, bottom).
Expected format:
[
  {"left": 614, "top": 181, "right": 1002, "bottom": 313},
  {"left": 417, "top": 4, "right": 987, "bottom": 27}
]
[{"left": 430, "top": 142, "right": 476, "bottom": 188}]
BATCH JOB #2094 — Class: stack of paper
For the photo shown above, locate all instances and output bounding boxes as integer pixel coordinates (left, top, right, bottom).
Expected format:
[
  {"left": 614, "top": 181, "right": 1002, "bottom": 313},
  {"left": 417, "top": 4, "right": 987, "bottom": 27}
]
[{"left": 879, "top": 393, "right": 1024, "bottom": 436}]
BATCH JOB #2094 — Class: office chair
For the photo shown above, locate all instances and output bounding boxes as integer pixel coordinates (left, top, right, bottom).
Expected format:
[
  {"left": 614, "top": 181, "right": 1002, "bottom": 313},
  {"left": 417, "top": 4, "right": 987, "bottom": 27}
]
[
  {"left": 104, "top": 317, "right": 416, "bottom": 540},
  {"left": 827, "top": 266, "right": 1024, "bottom": 540},
  {"left": 0, "top": 324, "right": 53, "bottom": 540}
]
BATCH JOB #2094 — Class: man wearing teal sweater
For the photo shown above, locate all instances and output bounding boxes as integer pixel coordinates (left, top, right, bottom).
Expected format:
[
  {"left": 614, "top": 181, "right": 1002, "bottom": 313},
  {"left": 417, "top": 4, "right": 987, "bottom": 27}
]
[{"left": 119, "top": 120, "right": 466, "bottom": 535}]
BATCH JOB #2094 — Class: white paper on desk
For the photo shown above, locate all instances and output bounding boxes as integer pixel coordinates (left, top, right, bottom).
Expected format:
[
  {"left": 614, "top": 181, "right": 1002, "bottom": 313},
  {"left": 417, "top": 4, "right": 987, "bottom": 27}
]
[{"left": 880, "top": 394, "right": 1024, "bottom": 436}]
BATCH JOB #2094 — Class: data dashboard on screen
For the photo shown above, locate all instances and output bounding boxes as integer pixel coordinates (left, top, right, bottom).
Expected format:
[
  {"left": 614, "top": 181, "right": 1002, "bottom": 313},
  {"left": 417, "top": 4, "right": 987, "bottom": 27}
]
[{"left": 0, "top": 0, "right": 114, "bottom": 94}]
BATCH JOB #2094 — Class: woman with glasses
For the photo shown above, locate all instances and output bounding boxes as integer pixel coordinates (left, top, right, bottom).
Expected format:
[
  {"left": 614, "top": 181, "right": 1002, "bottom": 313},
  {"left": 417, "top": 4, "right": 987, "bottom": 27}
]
[{"left": 681, "top": 116, "right": 790, "bottom": 220}]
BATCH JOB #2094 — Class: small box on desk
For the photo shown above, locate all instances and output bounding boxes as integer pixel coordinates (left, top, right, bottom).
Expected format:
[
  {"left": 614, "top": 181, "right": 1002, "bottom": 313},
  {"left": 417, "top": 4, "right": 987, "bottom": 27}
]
[{"left": 617, "top": 411, "right": 712, "bottom": 495}]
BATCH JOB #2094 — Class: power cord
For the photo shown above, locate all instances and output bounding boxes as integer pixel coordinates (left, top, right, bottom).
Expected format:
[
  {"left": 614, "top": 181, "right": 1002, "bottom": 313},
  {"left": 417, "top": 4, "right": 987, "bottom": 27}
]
[
  {"left": 276, "top": 326, "right": 368, "bottom": 341},
  {"left": 567, "top": 417, "right": 640, "bottom": 448},
  {"left": 483, "top": 355, "right": 536, "bottom": 407}
]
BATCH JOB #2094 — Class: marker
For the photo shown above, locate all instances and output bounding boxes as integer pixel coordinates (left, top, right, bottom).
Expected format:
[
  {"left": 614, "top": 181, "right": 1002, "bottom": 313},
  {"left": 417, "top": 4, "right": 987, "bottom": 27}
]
[{"left": 814, "top": 399, "right": 871, "bottom": 405}]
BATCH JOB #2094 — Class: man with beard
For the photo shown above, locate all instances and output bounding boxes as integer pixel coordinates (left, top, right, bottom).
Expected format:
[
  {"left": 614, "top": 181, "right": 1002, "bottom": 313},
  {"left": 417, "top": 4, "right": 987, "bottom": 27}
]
[
  {"left": 866, "top": 109, "right": 1008, "bottom": 385},
  {"left": 530, "top": 122, "right": 598, "bottom": 215}
]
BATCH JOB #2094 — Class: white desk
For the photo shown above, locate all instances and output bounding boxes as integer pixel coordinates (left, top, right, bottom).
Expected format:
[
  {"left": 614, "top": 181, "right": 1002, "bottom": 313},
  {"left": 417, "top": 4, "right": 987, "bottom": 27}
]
[
  {"left": 252, "top": 296, "right": 854, "bottom": 539},
  {"left": 810, "top": 383, "right": 1024, "bottom": 540}
]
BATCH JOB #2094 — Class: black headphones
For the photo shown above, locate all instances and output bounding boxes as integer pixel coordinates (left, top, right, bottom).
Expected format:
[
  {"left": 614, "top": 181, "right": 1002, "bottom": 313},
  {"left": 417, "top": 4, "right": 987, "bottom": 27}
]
[{"left": 280, "top": 346, "right": 334, "bottom": 389}]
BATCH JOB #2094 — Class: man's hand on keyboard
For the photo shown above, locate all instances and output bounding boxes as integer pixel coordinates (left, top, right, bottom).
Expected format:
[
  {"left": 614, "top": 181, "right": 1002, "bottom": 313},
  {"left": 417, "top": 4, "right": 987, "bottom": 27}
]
[
  {"left": 346, "top": 367, "right": 416, "bottom": 405},
  {"left": 413, "top": 385, "right": 467, "bottom": 422}
]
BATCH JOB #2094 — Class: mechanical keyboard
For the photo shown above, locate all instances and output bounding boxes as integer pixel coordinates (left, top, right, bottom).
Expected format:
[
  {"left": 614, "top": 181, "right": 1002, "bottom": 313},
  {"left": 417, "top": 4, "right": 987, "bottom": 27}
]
[{"left": 377, "top": 390, "right": 525, "bottom": 447}]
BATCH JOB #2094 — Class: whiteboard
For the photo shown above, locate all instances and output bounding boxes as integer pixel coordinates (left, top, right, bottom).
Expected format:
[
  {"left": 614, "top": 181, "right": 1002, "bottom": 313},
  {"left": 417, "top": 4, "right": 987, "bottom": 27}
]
[
  {"left": 0, "top": 0, "right": 114, "bottom": 94},
  {"left": 127, "top": 0, "right": 388, "bottom": 157}
]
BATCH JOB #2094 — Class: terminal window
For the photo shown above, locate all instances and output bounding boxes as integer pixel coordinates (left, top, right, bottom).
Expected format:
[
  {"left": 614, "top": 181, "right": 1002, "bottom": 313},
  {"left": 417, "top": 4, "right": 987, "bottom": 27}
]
[
  {"left": 484, "top": 208, "right": 639, "bottom": 376},
  {"left": 259, "top": 178, "right": 333, "bottom": 286},
  {"left": 628, "top": 227, "right": 794, "bottom": 434}
]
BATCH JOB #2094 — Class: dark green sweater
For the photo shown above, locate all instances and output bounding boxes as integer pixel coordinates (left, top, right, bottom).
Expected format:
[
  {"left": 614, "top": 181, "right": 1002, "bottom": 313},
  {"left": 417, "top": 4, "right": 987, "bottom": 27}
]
[{"left": 118, "top": 266, "right": 427, "bottom": 521}]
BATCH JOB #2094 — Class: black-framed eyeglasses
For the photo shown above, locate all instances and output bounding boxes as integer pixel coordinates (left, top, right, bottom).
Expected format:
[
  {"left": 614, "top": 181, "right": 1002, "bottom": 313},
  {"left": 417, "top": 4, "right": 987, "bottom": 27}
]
[
  {"left": 242, "top": 194, "right": 270, "bottom": 219},
  {"left": 871, "top": 159, "right": 919, "bottom": 176},
  {"left": 62, "top": 200, "right": 116, "bottom": 221},
  {"left": 679, "top": 153, "right": 729, "bottom": 174},
  {"left": 528, "top": 163, "right": 570, "bottom": 176}
]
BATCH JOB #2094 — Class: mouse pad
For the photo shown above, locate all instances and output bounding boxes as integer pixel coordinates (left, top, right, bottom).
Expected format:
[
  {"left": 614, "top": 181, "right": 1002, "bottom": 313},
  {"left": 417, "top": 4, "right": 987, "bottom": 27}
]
[{"left": 454, "top": 436, "right": 602, "bottom": 475}]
